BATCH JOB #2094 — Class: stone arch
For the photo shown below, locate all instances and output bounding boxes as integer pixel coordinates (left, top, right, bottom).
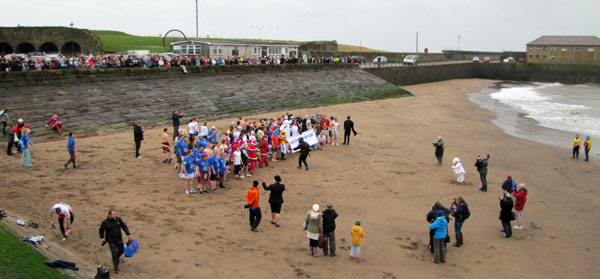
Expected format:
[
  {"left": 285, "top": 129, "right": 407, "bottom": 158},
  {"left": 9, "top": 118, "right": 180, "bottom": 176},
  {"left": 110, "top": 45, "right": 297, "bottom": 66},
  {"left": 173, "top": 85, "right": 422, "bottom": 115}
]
[
  {"left": 61, "top": 42, "right": 82, "bottom": 56},
  {"left": 16, "top": 42, "right": 36, "bottom": 53},
  {"left": 0, "top": 42, "right": 13, "bottom": 54},
  {"left": 39, "top": 42, "right": 59, "bottom": 53}
]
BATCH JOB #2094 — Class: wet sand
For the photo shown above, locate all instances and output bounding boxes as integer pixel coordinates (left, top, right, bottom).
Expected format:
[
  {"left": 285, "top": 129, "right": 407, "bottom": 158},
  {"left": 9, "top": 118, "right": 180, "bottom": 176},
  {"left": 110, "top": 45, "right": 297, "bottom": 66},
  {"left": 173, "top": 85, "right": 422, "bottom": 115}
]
[{"left": 1, "top": 79, "right": 598, "bottom": 278}]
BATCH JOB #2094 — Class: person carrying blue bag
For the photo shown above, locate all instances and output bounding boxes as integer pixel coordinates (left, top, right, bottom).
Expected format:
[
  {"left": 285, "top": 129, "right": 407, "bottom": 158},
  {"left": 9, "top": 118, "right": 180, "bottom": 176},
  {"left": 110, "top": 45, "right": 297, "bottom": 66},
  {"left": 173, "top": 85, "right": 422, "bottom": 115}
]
[{"left": 99, "top": 210, "right": 133, "bottom": 274}]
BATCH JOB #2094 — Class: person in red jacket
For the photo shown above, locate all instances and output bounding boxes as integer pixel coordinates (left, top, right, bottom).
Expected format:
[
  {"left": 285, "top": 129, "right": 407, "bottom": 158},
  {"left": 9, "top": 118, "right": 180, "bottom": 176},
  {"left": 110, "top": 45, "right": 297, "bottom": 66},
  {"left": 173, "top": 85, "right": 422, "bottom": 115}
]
[
  {"left": 513, "top": 184, "right": 527, "bottom": 230},
  {"left": 247, "top": 140, "right": 258, "bottom": 175},
  {"left": 259, "top": 135, "right": 269, "bottom": 168},
  {"left": 45, "top": 113, "right": 63, "bottom": 135},
  {"left": 245, "top": 181, "right": 261, "bottom": 232}
]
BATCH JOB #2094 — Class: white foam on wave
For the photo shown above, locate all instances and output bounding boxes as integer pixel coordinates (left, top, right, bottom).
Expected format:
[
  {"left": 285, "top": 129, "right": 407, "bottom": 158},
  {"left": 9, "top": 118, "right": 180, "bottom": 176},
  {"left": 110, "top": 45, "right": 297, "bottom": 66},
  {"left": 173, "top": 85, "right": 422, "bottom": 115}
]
[{"left": 490, "top": 85, "right": 600, "bottom": 137}]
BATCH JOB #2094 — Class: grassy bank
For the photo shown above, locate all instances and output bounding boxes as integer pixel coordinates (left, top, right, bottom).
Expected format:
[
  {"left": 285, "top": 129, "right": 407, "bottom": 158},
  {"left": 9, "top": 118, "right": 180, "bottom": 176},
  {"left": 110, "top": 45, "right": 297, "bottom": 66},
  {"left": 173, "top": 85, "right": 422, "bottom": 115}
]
[
  {"left": 92, "top": 30, "right": 387, "bottom": 53},
  {"left": 0, "top": 222, "right": 69, "bottom": 279}
]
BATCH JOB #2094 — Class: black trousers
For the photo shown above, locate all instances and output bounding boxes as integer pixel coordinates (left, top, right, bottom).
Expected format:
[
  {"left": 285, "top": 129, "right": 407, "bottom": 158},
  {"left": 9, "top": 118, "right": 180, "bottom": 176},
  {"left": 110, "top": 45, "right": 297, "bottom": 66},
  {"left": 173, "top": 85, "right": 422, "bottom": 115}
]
[
  {"left": 573, "top": 147, "right": 579, "bottom": 158},
  {"left": 585, "top": 148, "right": 590, "bottom": 161},
  {"left": 343, "top": 131, "right": 351, "bottom": 144},
  {"left": 65, "top": 151, "right": 76, "bottom": 168},
  {"left": 173, "top": 125, "right": 179, "bottom": 141},
  {"left": 135, "top": 140, "right": 142, "bottom": 157},
  {"left": 1, "top": 121, "right": 6, "bottom": 135},
  {"left": 249, "top": 207, "right": 262, "bottom": 229},
  {"left": 299, "top": 154, "right": 308, "bottom": 168},
  {"left": 58, "top": 213, "right": 74, "bottom": 237},
  {"left": 109, "top": 241, "right": 124, "bottom": 271},
  {"left": 7, "top": 139, "right": 13, "bottom": 155}
]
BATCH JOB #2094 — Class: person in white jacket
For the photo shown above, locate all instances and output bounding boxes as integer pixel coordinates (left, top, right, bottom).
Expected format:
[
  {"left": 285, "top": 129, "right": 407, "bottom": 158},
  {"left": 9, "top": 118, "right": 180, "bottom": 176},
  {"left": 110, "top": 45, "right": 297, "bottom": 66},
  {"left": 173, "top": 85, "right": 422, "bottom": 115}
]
[{"left": 452, "top": 157, "right": 465, "bottom": 183}]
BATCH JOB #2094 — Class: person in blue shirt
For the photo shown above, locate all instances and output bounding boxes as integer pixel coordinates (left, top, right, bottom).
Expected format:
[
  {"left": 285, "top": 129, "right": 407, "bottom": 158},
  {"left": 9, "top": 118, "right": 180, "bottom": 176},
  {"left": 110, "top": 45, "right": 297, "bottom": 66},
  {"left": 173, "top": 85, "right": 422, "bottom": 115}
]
[
  {"left": 208, "top": 151, "right": 220, "bottom": 192},
  {"left": 175, "top": 137, "right": 189, "bottom": 171},
  {"left": 207, "top": 126, "right": 218, "bottom": 145},
  {"left": 197, "top": 153, "right": 210, "bottom": 193},
  {"left": 180, "top": 151, "right": 196, "bottom": 195},
  {"left": 428, "top": 210, "right": 448, "bottom": 264},
  {"left": 218, "top": 153, "right": 228, "bottom": 188},
  {"left": 196, "top": 136, "right": 208, "bottom": 150},
  {"left": 19, "top": 128, "right": 33, "bottom": 167},
  {"left": 64, "top": 132, "right": 77, "bottom": 169}
]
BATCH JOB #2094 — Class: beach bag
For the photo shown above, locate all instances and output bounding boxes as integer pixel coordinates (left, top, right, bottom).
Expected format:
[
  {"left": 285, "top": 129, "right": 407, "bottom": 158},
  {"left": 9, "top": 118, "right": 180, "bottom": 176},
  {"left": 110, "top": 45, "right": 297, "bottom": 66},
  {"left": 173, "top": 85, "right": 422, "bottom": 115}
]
[
  {"left": 317, "top": 235, "right": 327, "bottom": 249},
  {"left": 510, "top": 211, "right": 516, "bottom": 221},
  {"left": 124, "top": 240, "right": 138, "bottom": 257}
]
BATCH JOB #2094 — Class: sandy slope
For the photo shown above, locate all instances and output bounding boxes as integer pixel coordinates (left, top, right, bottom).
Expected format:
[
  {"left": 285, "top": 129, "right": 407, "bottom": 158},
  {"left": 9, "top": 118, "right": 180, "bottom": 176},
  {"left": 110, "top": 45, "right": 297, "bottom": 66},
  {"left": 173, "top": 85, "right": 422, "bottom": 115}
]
[{"left": 1, "top": 79, "right": 598, "bottom": 279}]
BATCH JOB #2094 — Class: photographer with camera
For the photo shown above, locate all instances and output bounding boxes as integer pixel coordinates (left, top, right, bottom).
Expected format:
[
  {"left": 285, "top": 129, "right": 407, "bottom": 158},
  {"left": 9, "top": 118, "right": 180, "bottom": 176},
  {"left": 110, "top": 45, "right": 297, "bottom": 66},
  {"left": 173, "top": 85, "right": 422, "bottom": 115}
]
[
  {"left": 450, "top": 197, "right": 469, "bottom": 247},
  {"left": 475, "top": 154, "right": 489, "bottom": 191},
  {"left": 426, "top": 202, "right": 451, "bottom": 254},
  {"left": 432, "top": 136, "right": 444, "bottom": 166},
  {"left": 499, "top": 189, "right": 514, "bottom": 238},
  {"left": 428, "top": 210, "right": 448, "bottom": 264}
]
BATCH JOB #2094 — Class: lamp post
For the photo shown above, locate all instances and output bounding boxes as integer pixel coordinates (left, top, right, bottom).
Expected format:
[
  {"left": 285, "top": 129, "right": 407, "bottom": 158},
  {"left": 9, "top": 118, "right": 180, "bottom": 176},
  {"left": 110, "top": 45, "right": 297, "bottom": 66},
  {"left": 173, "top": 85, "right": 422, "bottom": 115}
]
[
  {"left": 457, "top": 35, "right": 461, "bottom": 51},
  {"left": 195, "top": 0, "right": 199, "bottom": 39}
]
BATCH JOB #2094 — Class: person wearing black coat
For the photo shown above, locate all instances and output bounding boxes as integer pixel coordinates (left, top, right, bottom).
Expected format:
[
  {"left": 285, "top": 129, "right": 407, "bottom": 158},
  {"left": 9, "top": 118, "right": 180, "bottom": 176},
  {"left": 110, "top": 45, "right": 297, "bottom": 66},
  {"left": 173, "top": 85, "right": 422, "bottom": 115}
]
[
  {"left": 475, "top": 154, "right": 490, "bottom": 191},
  {"left": 99, "top": 210, "right": 133, "bottom": 274},
  {"left": 322, "top": 202, "right": 338, "bottom": 257},
  {"left": 342, "top": 116, "right": 357, "bottom": 145},
  {"left": 261, "top": 175, "right": 285, "bottom": 227},
  {"left": 427, "top": 202, "right": 451, "bottom": 254},
  {"left": 501, "top": 174, "right": 514, "bottom": 194},
  {"left": 133, "top": 122, "right": 144, "bottom": 158},
  {"left": 293, "top": 138, "right": 311, "bottom": 170},
  {"left": 171, "top": 110, "right": 184, "bottom": 141},
  {"left": 499, "top": 190, "right": 514, "bottom": 238}
]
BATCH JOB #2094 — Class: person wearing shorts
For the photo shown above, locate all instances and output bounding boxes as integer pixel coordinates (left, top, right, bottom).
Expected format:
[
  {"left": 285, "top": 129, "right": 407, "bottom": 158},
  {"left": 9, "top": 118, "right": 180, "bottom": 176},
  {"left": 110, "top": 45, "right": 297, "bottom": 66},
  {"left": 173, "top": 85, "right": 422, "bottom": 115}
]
[
  {"left": 161, "top": 128, "right": 173, "bottom": 163},
  {"left": 261, "top": 176, "right": 285, "bottom": 227},
  {"left": 209, "top": 150, "right": 219, "bottom": 192},
  {"left": 218, "top": 153, "right": 227, "bottom": 188},
  {"left": 197, "top": 152, "right": 210, "bottom": 193},
  {"left": 50, "top": 203, "right": 74, "bottom": 241}
]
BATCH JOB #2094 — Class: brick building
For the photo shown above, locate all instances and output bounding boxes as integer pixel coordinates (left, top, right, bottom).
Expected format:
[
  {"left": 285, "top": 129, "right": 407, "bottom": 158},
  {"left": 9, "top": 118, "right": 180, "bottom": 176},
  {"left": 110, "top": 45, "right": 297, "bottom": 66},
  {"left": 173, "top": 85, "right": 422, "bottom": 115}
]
[{"left": 526, "top": 36, "right": 600, "bottom": 64}]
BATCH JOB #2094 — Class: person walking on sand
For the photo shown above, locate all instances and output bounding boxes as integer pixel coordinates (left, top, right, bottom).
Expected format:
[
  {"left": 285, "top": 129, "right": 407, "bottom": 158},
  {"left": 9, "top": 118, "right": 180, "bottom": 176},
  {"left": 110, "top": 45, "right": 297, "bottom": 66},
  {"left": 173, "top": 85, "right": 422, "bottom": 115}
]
[
  {"left": 452, "top": 157, "right": 465, "bottom": 183},
  {"left": 513, "top": 184, "right": 527, "bottom": 230},
  {"left": 572, "top": 134, "right": 582, "bottom": 159},
  {"left": 433, "top": 136, "right": 445, "bottom": 166},
  {"left": 49, "top": 203, "right": 74, "bottom": 241},
  {"left": 342, "top": 116, "right": 357, "bottom": 145},
  {"left": 475, "top": 154, "right": 489, "bottom": 191},
  {"left": 584, "top": 135, "right": 592, "bottom": 162},
  {"left": 64, "top": 132, "right": 77, "bottom": 169},
  {"left": 304, "top": 204, "right": 323, "bottom": 257},
  {"left": 293, "top": 138, "right": 311, "bottom": 170},
  {"left": 499, "top": 189, "right": 514, "bottom": 238},
  {"left": 244, "top": 181, "right": 261, "bottom": 232},
  {"left": 180, "top": 151, "right": 196, "bottom": 195},
  {"left": 99, "top": 210, "right": 133, "bottom": 274},
  {"left": 262, "top": 175, "right": 285, "bottom": 227},
  {"left": 161, "top": 128, "right": 174, "bottom": 163},
  {"left": 350, "top": 220, "right": 364, "bottom": 261},
  {"left": 428, "top": 210, "right": 447, "bottom": 264},
  {"left": 322, "top": 202, "right": 338, "bottom": 257},
  {"left": 19, "top": 128, "right": 33, "bottom": 167},
  {"left": 133, "top": 122, "right": 144, "bottom": 158},
  {"left": 451, "top": 197, "right": 469, "bottom": 247}
]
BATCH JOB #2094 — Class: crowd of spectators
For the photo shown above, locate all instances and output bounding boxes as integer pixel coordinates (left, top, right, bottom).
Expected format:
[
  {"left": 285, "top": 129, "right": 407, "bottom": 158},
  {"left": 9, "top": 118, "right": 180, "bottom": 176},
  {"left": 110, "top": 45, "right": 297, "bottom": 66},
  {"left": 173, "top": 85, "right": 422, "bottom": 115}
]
[{"left": 0, "top": 52, "right": 356, "bottom": 72}]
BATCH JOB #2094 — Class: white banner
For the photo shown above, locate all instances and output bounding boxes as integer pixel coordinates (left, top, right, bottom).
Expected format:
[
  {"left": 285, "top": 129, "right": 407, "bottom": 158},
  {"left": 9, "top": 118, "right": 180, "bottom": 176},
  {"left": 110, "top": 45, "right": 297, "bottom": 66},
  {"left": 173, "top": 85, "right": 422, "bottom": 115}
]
[{"left": 288, "top": 130, "right": 319, "bottom": 152}]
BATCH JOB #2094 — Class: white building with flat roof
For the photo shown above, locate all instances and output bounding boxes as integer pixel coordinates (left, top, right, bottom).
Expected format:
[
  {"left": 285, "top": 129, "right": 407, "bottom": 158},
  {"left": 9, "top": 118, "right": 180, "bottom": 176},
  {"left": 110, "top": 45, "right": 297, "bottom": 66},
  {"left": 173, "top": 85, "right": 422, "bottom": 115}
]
[{"left": 171, "top": 40, "right": 300, "bottom": 58}]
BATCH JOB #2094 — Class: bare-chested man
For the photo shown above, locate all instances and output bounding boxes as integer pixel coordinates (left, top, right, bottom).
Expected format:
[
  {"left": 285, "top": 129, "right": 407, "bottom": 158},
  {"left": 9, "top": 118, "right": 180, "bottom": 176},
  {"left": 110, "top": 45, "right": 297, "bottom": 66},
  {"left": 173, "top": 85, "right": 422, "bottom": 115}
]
[{"left": 161, "top": 128, "right": 174, "bottom": 163}]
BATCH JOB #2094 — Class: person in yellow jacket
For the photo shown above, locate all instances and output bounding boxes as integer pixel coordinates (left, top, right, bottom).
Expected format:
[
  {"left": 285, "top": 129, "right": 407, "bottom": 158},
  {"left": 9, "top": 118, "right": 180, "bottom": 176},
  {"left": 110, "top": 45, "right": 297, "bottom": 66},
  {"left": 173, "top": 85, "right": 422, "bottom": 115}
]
[
  {"left": 584, "top": 135, "right": 592, "bottom": 162},
  {"left": 572, "top": 134, "right": 582, "bottom": 159},
  {"left": 279, "top": 130, "right": 287, "bottom": 160},
  {"left": 350, "top": 220, "right": 364, "bottom": 261}
]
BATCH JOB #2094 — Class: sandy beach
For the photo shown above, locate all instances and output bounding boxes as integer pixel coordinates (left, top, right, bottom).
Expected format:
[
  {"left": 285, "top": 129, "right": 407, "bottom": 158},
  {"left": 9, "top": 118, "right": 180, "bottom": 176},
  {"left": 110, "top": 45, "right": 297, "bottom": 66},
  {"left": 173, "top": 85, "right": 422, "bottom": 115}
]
[{"left": 1, "top": 79, "right": 598, "bottom": 279}]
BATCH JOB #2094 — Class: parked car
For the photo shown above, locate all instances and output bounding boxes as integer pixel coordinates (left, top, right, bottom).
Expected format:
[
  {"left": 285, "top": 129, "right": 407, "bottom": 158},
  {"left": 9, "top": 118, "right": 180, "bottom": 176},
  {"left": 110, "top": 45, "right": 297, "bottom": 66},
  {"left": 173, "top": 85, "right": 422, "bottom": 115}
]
[
  {"left": 403, "top": 55, "right": 419, "bottom": 65},
  {"left": 372, "top": 56, "right": 388, "bottom": 64},
  {"left": 351, "top": 56, "right": 366, "bottom": 64},
  {"left": 472, "top": 56, "right": 480, "bottom": 63},
  {"left": 483, "top": 57, "right": 491, "bottom": 62}
]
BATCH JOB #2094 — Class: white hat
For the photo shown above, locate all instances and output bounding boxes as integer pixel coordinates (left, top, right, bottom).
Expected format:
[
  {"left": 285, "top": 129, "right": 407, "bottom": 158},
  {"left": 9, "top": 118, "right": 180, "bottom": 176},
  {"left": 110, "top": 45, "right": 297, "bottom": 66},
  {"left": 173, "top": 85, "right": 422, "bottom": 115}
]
[
  {"left": 17, "top": 118, "right": 23, "bottom": 123},
  {"left": 312, "top": 204, "right": 320, "bottom": 212},
  {"left": 211, "top": 126, "right": 216, "bottom": 129}
]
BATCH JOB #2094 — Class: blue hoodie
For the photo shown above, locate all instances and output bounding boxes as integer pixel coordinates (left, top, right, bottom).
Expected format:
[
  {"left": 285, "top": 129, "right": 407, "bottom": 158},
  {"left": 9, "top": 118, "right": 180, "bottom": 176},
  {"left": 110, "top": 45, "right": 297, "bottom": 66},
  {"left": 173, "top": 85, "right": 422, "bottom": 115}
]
[{"left": 428, "top": 217, "right": 448, "bottom": 239}]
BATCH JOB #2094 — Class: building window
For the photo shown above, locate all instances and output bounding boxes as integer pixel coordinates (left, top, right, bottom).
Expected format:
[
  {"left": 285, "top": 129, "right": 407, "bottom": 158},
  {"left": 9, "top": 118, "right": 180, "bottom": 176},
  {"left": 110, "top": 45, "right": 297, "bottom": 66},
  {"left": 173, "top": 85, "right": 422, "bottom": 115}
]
[
  {"left": 535, "top": 55, "right": 539, "bottom": 58},
  {"left": 232, "top": 49, "right": 239, "bottom": 56},
  {"left": 543, "top": 55, "right": 547, "bottom": 58},
  {"left": 181, "top": 46, "right": 188, "bottom": 54},
  {"left": 268, "top": 47, "right": 281, "bottom": 55},
  {"left": 562, "top": 47, "right": 568, "bottom": 51},
  {"left": 550, "top": 47, "right": 556, "bottom": 51},
  {"left": 213, "top": 47, "right": 222, "bottom": 55},
  {"left": 529, "top": 47, "right": 533, "bottom": 50},
  {"left": 536, "top": 47, "right": 540, "bottom": 50},
  {"left": 213, "top": 48, "right": 217, "bottom": 54},
  {"left": 253, "top": 47, "right": 258, "bottom": 55},
  {"left": 529, "top": 55, "right": 533, "bottom": 58},
  {"left": 575, "top": 47, "right": 582, "bottom": 51},
  {"left": 550, "top": 56, "right": 556, "bottom": 60},
  {"left": 290, "top": 51, "right": 297, "bottom": 57},
  {"left": 543, "top": 47, "right": 547, "bottom": 51},
  {"left": 195, "top": 46, "right": 201, "bottom": 54},
  {"left": 589, "top": 48, "right": 595, "bottom": 52}
]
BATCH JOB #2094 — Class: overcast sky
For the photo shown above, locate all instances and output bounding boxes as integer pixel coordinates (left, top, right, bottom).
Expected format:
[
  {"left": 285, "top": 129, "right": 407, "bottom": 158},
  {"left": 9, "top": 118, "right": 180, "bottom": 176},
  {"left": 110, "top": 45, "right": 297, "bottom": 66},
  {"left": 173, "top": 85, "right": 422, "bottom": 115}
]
[{"left": 3, "top": 0, "right": 599, "bottom": 52}]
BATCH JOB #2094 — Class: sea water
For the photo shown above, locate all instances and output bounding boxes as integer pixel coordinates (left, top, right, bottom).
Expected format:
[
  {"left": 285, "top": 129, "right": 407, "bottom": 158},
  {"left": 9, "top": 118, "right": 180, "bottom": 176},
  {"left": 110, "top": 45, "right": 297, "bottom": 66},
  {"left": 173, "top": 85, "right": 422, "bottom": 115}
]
[{"left": 469, "top": 82, "right": 600, "bottom": 156}]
